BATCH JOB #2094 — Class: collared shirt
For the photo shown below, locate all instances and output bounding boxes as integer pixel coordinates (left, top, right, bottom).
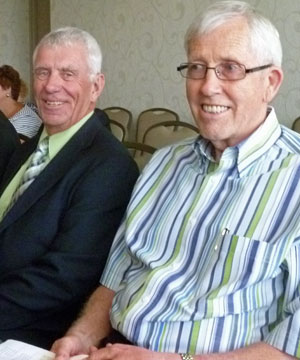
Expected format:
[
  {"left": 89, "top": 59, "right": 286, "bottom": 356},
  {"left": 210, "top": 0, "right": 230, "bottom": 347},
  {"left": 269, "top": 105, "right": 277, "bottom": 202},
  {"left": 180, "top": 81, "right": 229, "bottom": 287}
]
[
  {"left": 101, "top": 108, "right": 300, "bottom": 357},
  {"left": 0, "top": 111, "right": 93, "bottom": 221},
  {"left": 9, "top": 103, "right": 42, "bottom": 138}
]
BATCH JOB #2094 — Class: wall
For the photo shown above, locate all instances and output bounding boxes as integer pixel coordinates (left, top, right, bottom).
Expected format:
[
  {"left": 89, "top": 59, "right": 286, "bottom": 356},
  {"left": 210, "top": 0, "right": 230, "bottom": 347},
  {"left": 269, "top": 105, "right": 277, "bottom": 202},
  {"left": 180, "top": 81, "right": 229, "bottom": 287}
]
[
  {"left": 50, "top": 0, "right": 300, "bottom": 129},
  {"left": 0, "top": 0, "right": 31, "bottom": 95},
  {"left": 1, "top": 1, "right": 299, "bottom": 128}
]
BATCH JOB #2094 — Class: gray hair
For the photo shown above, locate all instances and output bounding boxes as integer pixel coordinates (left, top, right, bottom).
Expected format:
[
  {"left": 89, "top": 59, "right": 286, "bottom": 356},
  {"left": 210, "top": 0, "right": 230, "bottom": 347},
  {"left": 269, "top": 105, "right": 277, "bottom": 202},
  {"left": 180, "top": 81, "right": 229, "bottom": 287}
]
[
  {"left": 184, "top": 0, "right": 282, "bottom": 66},
  {"left": 33, "top": 26, "right": 102, "bottom": 80}
]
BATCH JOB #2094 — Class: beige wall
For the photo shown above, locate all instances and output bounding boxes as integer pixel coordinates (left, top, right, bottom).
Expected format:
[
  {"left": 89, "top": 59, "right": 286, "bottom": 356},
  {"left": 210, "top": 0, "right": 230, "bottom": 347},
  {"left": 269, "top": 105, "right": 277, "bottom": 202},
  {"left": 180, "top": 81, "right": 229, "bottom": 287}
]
[
  {"left": 0, "top": 0, "right": 31, "bottom": 96},
  {"left": 1, "top": 0, "right": 299, "bottom": 128},
  {"left": 0, "top": 0, "right": 50, "bottom": 100},
  {"left": 50, "top": 0, "right": 300, "bottom": 128}
]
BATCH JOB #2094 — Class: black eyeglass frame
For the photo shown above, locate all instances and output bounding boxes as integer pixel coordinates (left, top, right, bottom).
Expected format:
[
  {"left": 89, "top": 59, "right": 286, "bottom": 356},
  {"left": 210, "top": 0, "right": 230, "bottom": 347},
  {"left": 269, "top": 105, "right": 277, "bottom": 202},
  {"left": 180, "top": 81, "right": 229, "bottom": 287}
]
[{"left": 176, "top": 63, "right": 273, "bottom": 81}]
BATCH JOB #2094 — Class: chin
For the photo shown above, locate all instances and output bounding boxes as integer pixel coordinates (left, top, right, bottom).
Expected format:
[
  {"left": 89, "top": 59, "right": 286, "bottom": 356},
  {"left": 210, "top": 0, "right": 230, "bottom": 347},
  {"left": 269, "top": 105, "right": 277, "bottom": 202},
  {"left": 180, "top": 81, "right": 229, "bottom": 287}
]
[{"left": 199, "top": 127, "right": 222, "bottom": 140}]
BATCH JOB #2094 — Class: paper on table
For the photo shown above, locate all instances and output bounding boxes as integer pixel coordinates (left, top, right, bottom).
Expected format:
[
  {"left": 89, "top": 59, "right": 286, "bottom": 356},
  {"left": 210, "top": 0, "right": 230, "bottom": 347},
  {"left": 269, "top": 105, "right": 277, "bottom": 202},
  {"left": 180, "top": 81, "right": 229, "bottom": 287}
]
[{"left": 0, "top": 339, "right": 88, "bottom": 360}]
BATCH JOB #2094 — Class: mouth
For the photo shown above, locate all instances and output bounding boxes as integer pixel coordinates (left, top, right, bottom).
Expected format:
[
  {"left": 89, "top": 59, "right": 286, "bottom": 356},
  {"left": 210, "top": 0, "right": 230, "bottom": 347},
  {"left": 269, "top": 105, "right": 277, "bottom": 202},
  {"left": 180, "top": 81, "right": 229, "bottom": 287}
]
[
  {"left": 202, "top": 104, "right": 229, "bottom": 114},
  {"left": 44, "top": 100, "right": 64, "bottom": 107}
]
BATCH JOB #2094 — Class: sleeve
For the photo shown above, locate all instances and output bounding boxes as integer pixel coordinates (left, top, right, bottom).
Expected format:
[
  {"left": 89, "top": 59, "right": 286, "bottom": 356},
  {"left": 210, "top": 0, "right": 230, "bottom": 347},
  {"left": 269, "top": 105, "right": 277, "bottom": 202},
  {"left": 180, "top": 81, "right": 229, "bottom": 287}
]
[
  {"left": 100, "top": 220, "right": 133, "bottom": 291},
  {"left": 264, "top": 239, "right": 300, "bottom": 358},
  {"left": 100, "top": 146, "right": 172, "bottom": 291},
  {"left": 0, "top": 154, "right": 139, "bottom": 329}
]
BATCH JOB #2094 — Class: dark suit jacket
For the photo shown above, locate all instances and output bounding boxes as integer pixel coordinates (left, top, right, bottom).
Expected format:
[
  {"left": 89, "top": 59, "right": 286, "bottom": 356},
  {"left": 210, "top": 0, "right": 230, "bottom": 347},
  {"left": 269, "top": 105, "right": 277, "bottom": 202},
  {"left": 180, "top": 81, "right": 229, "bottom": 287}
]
[
  {"left": 94, "top": 107, "right": 110, "bottom": 130},
  {"left": 0, "top": 110, "right": 139, "bottom": 348},
  {"left": 0, "top": 111, "right": 20, "bottom": 181}
]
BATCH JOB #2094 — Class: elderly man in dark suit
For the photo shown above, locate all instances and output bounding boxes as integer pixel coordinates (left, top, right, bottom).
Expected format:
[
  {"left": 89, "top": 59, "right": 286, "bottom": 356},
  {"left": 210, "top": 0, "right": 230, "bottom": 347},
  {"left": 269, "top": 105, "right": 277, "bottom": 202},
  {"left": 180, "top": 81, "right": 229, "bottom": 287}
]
[{"left": 0, "top": 27, "right": 138, "bottom": 349}]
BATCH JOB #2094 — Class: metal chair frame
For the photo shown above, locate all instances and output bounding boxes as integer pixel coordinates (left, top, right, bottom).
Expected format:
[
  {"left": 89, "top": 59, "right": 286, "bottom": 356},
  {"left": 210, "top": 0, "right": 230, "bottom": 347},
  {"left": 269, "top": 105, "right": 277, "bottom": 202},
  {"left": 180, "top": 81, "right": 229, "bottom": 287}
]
[
  {"left": 108, "top": 119, "right": 126, "bottom": 142},
  {"left": 142, "top": 120, "right": 198, "bottom": 148},
  {"left": 292, "top": 116, "right": 300, "bottom": 133},
  {"left": 103, "top": 106, "right": 132, "bottom": 140},
  {"left": 136, "top": 108, "right": 180, "bottom": 143}
]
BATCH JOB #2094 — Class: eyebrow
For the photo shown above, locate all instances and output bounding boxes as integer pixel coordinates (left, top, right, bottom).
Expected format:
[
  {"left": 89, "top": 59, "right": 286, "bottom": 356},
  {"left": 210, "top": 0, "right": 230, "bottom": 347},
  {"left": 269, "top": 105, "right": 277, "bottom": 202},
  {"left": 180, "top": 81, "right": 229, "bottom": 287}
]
[
  {"left": 60, "top": 67, "right": 79, "bottom": 73},
  {"left": 34, "top": 66, "right": 50, "bottom": 70}
]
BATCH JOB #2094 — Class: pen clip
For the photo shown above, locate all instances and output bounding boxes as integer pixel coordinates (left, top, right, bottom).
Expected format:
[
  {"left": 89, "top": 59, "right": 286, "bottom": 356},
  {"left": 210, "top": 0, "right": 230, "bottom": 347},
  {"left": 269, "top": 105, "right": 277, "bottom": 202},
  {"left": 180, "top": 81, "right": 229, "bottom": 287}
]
[{"left": 214, "top": 228, "right": 229, "bottom": 251}]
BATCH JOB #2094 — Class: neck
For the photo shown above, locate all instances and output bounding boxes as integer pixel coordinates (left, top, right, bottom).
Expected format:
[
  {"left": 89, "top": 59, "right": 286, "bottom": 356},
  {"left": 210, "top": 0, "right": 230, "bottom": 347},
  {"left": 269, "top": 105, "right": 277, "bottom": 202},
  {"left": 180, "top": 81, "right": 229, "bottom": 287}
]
[{"left": 0, "top": 99, "right": 24, "bottom": 118}]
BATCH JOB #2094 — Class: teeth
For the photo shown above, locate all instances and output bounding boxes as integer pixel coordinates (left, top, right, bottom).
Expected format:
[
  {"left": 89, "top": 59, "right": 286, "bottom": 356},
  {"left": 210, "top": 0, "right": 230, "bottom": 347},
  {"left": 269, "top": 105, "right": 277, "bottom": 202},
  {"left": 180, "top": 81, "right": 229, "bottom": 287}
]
[
  {"left": 46, "top": 101, "right": 63, "bottom": 106},
  {"left": 202, "top": 105, "right": 228, "bottom": 114}
]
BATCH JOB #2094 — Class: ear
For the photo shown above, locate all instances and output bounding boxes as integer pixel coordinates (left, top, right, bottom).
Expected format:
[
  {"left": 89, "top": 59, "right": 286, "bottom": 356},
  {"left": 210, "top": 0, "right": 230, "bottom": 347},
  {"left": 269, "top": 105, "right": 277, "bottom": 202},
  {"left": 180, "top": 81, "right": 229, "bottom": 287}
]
[
  {"left": 263, "top": 66, "right": 283, "bottom": 103},
  {"left": 91, "top": 73, "right": 105, "bottom": 102},
  {"left": 4, "top": 86, "right": 12, "bottom": 97}
]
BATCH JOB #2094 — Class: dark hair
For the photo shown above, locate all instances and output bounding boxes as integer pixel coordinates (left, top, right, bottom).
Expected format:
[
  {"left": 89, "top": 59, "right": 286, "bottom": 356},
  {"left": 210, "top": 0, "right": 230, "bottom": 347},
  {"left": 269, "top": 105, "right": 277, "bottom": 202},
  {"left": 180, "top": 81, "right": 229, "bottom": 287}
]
[{"left": 0, "top": 65, "right": 21, "bottom": 100}]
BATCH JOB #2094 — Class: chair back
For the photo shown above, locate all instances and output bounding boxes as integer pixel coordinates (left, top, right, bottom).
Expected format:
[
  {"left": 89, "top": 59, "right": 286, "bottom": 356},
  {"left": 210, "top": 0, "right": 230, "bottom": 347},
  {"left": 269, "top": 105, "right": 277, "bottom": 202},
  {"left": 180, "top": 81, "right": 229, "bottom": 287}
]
[
  {"left": 103, "top": 107, "right": 132, "bottom": 140},
  {"left": 124, "top": 141, "right": 156, "bottom": 171},
  {"left": 142, "top": 120, "right": 198, "bottom": 149},
  {"left": 109, "top": 119, "right": 126, "bottom": 142},
  {"left": 292, "top": 117, "right": 300, "bottom": 134},
  {"left": 136, "top": 108, "right": 179, "bottom": 144}
]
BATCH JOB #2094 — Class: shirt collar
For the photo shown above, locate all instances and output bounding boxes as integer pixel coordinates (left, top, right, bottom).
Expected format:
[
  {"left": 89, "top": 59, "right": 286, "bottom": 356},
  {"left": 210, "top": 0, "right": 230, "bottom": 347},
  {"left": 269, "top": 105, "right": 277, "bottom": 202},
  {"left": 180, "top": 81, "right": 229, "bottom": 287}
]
[
  {"left": 236, "top": 107, "right": 281, "bottom": 173},
  {"left": 39, "top": 111, "right": 94, "bottom": 160},
  {"left": 193, "top": 107, "right": 281, "bottom": 174}
]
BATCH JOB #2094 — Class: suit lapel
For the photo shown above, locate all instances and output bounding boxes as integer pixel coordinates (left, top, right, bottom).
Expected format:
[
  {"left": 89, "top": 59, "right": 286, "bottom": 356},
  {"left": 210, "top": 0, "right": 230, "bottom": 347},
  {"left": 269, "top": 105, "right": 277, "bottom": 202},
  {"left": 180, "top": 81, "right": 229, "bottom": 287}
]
[{"left": 0, "top": 114, "right": 101, "bottom": 230}]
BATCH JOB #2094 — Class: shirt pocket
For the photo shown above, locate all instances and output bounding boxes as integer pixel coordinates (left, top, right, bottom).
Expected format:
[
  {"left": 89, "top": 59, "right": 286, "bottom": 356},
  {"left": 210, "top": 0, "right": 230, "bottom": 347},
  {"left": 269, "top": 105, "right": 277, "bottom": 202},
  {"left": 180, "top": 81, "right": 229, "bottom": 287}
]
[
  {"left": 219, "top": 234, "right": 284, "bottom": 288},
  {"left": 195, "top": 234, "right": 286, "bottom": 317},
  {"left": 199, "top": 233, "right": 285, "bottom": 300}
]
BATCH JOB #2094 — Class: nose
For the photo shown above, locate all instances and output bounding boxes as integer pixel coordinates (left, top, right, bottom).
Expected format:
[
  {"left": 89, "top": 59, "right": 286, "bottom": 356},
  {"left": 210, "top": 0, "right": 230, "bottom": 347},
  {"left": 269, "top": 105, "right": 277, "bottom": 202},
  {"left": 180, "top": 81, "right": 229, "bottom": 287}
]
[
  {"left": 198, "top": 68, "right": 222, "bottom": 96},
  {"left": 43, "top": 71, "right": 62, "bottom": 93}
]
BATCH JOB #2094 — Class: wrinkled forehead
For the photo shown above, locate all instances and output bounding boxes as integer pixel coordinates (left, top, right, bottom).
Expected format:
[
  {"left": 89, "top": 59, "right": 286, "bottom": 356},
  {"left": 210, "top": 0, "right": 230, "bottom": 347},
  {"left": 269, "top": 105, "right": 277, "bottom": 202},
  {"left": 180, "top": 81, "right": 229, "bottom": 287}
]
[
  {"left": 34, "top": 43, "right": 88, "bottom": 69},
  {"left": 35, "top": 42, "right": 87, "bottom": 61}
]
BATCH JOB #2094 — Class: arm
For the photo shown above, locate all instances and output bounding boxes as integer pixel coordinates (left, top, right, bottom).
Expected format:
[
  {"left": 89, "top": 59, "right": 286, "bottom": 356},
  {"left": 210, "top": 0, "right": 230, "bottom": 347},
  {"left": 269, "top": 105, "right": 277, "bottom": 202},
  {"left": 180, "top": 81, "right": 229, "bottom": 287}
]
[
  {"left": 85, "top": 342, "right": 296, "bottom": 360},
  {"left": 52, "top": 285, "right": 115, "bottom": 359}
]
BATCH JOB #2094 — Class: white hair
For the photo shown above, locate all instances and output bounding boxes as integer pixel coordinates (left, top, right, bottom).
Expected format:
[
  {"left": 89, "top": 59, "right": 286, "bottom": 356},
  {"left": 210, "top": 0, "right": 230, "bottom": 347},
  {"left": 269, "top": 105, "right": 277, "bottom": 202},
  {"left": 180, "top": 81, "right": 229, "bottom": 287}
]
[
  {"left": 184, "top": 0, "right": 282, "bottom": 66},
  {"left": 33, "top": 26, "right": 102, "bottom": 80}
]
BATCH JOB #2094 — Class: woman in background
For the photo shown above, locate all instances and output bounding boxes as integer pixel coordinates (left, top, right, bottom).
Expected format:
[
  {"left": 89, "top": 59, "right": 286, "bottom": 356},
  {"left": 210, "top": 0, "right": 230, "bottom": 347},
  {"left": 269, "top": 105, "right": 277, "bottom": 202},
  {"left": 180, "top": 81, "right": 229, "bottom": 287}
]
[{"left": 0, "top": 65, "right": 41, "bottom": 139}]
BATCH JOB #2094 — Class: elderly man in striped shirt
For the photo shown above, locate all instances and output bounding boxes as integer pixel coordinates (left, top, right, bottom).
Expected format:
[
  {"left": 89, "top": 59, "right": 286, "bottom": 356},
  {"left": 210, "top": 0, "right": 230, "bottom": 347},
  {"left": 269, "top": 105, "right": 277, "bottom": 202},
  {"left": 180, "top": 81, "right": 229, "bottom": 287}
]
[{"left": 53, "top": 1, "right": 300, "bottom": 360}]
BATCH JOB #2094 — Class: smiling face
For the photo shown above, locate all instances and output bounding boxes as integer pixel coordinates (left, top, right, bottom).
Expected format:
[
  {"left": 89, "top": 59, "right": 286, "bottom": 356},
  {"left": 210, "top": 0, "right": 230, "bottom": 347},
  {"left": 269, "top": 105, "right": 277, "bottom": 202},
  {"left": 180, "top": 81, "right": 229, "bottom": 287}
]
[
  {"left": 33, "top": 43, "right": 104, "bottom": 135},
  {"left": 186, "top": 18, "right": 282, "bottom": 158}
]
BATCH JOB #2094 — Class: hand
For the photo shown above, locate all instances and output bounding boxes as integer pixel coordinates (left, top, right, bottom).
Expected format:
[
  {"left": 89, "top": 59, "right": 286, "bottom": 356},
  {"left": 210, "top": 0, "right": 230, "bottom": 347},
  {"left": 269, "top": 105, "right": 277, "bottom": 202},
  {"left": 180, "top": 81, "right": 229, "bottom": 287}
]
[
  {"left": 52, "top": 335, "right": 89, "bottom": 360},
  {"left": 88, "top": 343, "right": 178, "bottom": 360}
]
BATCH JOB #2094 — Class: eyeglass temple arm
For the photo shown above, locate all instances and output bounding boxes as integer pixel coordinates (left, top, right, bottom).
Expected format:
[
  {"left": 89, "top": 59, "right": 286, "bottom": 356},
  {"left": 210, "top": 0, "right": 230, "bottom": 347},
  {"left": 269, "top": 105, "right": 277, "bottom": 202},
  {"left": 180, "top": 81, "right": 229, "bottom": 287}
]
[
  {"left": 177, "top": 64, "right": 188, "bottom": 71},
  {"left": 245, "top": 64, "right": 272, "bottom": 74}
]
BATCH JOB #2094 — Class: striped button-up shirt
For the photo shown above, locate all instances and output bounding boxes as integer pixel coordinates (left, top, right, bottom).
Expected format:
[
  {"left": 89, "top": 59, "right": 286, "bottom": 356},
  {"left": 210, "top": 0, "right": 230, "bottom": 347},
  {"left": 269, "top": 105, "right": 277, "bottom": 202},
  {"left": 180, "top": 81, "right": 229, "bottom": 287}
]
[
  {"left": 9, "top": 103, "right": 42, "bottom": 138},
  {"left": 101, "top": 108, "right": 300, "bottom": 358}
]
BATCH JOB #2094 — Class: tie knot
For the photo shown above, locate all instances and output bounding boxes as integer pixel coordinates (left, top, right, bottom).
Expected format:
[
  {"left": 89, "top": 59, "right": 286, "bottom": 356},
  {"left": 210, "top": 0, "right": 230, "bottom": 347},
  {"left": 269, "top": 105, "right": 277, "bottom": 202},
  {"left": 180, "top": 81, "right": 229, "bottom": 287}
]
[
  {"left": 38, "top": 136, "right": 49, "bottom": 153},
  {"left": 31, "top": 136, "right": 49, "bottom": 166}
]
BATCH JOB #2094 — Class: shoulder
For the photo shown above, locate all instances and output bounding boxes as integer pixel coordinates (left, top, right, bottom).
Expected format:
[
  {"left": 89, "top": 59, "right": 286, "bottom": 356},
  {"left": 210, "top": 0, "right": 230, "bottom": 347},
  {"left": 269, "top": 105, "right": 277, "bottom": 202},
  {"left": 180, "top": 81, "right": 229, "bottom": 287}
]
[
  {"left": 73, "top": 115, "right": 139, "bottom": 178},
  {"left": 86, "top": 114, "right": 132, "bottom": 159},
  {"left": 10, "top": 104, "right": 42, "bottom": 123},
  {"left": 147, "top": 136, "right": 198, "bottom": 165},
  {"left": 133, "top": 137, "right": 198, "bottom": 190}
]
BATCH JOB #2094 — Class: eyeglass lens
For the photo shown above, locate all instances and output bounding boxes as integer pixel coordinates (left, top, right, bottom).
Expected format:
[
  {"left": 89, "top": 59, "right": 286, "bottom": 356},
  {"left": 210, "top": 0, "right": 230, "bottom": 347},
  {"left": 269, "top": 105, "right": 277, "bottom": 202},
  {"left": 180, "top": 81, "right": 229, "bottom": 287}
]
[{"left": 180, "top": 63, "right": 246, "bottom": 80}]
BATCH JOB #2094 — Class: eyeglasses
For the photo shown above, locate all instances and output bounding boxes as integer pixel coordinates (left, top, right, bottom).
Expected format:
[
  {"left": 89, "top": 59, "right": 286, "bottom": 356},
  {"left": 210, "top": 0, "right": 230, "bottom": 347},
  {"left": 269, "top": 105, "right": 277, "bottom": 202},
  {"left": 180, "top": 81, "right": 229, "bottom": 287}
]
[{"left": 177, "top": 62, "right": 272, "bottom": 81}]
